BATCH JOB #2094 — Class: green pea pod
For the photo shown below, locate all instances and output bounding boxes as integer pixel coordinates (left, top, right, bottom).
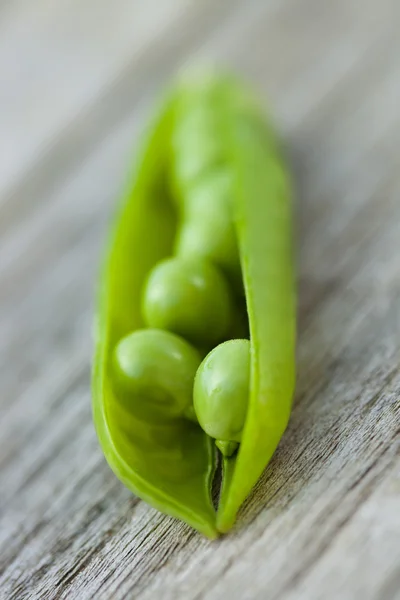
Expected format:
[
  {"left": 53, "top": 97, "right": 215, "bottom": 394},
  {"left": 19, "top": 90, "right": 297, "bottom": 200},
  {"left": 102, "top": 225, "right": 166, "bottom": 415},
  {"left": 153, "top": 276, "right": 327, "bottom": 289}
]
[
  {"left": 217, "top": 84, "right": 296, "bottom": 532},
  {"left": 92, "top": 72, "right": 296, "bottom": 537},
  {"left": 92, "top": 92, "right": 218, "bottom": 539}
]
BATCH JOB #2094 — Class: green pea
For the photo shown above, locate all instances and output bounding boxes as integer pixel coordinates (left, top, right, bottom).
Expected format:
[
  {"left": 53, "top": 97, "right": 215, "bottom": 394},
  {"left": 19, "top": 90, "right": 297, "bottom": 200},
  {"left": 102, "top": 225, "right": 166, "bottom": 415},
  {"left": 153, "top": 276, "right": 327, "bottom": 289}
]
[
  {"left": 142, "top": 257, "right": 233, "bottom": 347},
  {"left": 171, "top": 75, "right": 227, "bottom": 192},
  {"left": 194, "top": 339, "right": 250, "bottom": 456},
  {"left": 174, "top": 170, "right": 242, "bottom": 290},
  {"left": 113, "top": 328, "right": 201, "bottom": 422}
]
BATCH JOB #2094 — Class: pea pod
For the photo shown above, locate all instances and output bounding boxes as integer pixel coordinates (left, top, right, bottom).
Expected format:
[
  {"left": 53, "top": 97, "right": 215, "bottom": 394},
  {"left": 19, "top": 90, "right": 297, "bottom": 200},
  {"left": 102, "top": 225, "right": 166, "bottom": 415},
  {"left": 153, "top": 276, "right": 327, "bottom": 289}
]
[
  {"left": 92, "top": 95, "right": 217, "bottom": 538},
  {"left": 216, "top": 92, "right": 296, "bottom": 532},
  {"left": 92, "top": 72, "right": 296, "bottom": 537}
]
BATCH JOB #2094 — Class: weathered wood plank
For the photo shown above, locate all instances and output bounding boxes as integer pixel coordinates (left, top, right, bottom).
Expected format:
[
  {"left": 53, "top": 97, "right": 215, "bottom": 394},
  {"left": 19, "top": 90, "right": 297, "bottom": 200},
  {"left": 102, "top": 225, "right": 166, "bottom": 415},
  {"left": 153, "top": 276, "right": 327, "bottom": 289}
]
[{"left": 0, "top": 0, "right": 399, "bottom": 599}]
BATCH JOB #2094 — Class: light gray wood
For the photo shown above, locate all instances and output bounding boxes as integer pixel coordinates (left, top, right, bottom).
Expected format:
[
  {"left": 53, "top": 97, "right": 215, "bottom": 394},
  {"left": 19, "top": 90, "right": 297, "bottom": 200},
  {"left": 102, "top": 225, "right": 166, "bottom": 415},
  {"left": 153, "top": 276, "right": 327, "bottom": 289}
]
[{"left": 0, "top": 1, "right": 399, "bottom": 599}]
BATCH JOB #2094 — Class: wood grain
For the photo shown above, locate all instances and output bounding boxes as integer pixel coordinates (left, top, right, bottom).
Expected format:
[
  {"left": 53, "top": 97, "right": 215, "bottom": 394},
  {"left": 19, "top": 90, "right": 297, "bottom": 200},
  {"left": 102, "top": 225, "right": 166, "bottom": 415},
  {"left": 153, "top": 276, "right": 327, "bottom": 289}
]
[{"left": 0, "top": 1, "right": 399, "bottom": 599}]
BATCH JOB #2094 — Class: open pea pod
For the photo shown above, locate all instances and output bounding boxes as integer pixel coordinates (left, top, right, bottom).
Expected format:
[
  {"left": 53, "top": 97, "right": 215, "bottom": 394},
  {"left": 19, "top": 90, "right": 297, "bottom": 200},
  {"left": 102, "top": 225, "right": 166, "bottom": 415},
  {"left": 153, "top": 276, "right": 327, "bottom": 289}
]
[
  {"left": 216, "top": 84, "right": 296, "bottom": 532},
  {"left": 92, "top": 93, "right": 217, "bottom": 538},
  {"left": 92, "top": 72, "right": 296, "bottom": 537}
]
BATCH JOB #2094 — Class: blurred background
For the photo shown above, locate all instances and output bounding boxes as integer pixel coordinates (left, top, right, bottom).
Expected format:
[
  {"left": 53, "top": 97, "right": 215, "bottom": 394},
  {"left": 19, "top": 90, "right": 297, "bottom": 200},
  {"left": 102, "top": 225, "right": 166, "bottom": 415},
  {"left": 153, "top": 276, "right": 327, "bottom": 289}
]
[{"left": 1, "top": 1, "right": 399, "bottom": 599}]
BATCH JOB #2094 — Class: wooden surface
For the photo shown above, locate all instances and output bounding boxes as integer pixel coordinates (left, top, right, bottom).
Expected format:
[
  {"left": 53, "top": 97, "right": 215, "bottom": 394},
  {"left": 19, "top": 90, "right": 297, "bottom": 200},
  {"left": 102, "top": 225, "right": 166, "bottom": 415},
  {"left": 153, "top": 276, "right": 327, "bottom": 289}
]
[{"left": 1, "top": 1, "right": 399, "bottom": 598}]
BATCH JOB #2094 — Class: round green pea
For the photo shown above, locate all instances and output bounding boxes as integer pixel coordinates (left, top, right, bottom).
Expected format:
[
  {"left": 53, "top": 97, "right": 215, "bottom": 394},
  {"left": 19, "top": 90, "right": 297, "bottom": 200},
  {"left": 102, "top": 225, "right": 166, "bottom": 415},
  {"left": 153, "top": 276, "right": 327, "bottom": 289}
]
[
  {"left": 171, "top": 82, "right": 226, "bottom": 191},
  {"left": 113, "top": 328, "right": 201, "bottom": 422},
  {"left": 193, "top": 339, "right": 250, "bottom": 453},
  {"left": 174, "top": 170, "right": 242, "bottom": 289},
  {"left": 142, "top": 257, "right": 233, "bottom": 347}
]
